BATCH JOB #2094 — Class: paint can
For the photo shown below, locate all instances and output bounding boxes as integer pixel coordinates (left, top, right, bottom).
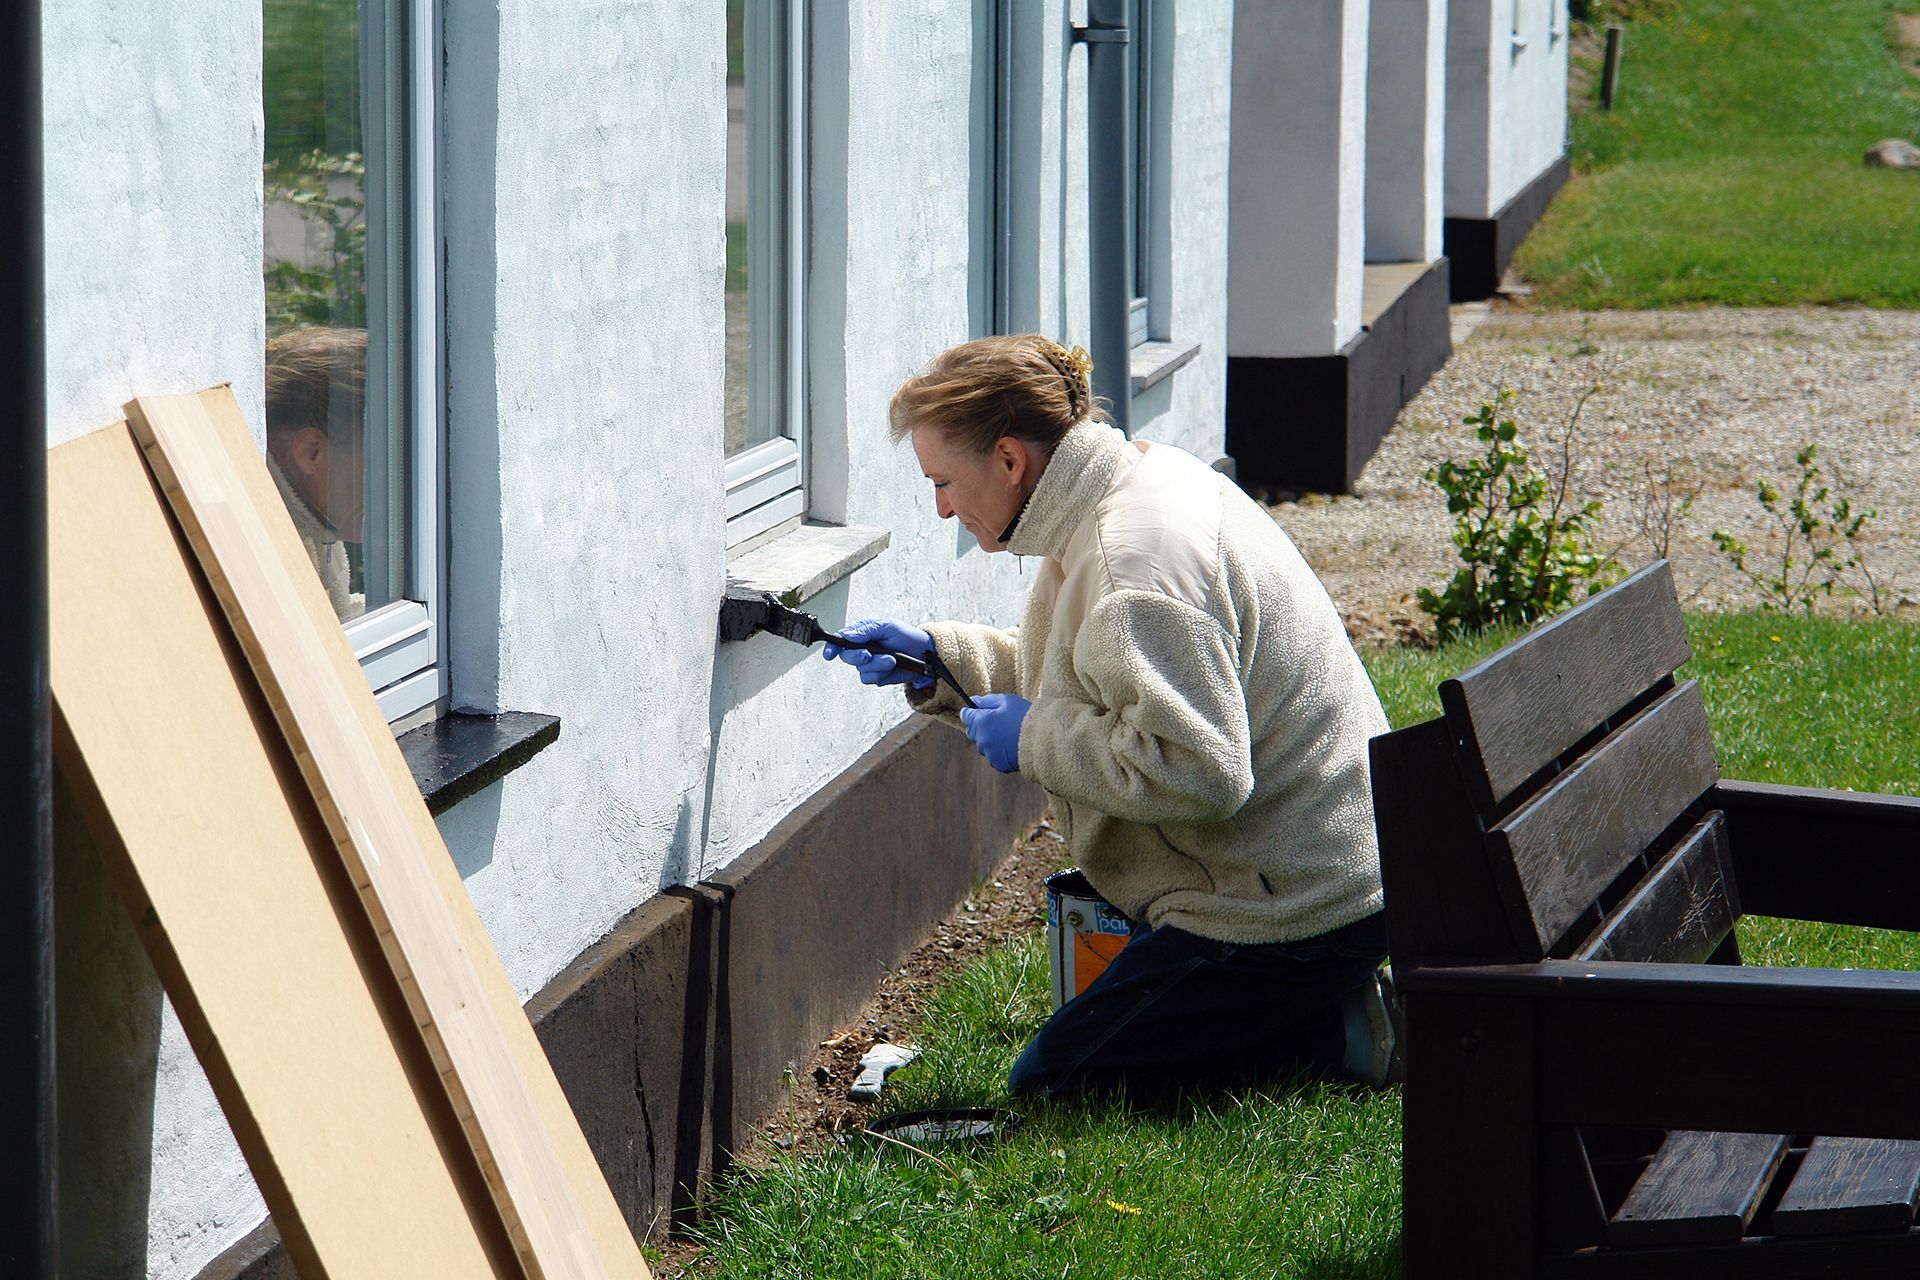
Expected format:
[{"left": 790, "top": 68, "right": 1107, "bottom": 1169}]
[{"left": 1044, "top": 868, "right": 1133, "bottom": 1010}]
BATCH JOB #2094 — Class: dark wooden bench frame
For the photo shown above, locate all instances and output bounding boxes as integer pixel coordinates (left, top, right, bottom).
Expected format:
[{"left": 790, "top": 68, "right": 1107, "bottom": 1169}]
[{"left": 1371, "top": 561, "right": 1920, "bottom": 1277}]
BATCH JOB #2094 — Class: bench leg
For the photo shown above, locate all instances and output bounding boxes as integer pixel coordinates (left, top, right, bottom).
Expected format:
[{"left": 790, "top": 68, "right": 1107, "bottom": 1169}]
[{"left": 1402, "top": 992, "right": 1537, "bottom": 1278}]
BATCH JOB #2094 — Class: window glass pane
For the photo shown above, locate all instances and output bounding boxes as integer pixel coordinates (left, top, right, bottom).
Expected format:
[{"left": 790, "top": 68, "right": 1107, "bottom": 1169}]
[
  {"left": 727, "top": 0, "right": 790, "bottom": 458},
  {"left": 262, "top": 0, "right": 410, "bottom": 622},
  {"left": 724, "top": 0, "right": 753, "bottom": 454}
]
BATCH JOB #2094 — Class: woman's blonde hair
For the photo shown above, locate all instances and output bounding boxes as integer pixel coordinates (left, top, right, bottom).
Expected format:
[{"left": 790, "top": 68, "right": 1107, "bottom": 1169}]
[{"left": 888, "top": 335, "right": 1107, "bottom": 455}]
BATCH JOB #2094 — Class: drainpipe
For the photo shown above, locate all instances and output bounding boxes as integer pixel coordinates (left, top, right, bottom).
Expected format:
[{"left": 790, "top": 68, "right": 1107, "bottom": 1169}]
[
  {"left": 1078, "top": 0, "right": 1132, "bottom": 437},
  {"left": 1, "top": 1, "right": 57, "bottom": 1276}
]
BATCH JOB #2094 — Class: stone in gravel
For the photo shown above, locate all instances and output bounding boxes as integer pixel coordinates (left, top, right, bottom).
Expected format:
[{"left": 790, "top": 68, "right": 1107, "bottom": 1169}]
[{"left": 1864, "top": 138, "right": 1920, "bottom": 169}]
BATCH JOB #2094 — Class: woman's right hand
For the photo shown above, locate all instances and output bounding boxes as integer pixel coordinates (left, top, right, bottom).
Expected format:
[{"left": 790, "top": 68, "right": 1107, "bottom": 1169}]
[{"left": 822, "top": 618, "right": 937, "bottom": 689}]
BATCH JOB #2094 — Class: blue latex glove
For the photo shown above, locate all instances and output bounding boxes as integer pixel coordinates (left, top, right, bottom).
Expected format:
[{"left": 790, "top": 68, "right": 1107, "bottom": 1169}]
[
  {"left": 960, "top": 693, "right": 1030, "bottom": 773},
  {"left": 821, "top": 618, "right": 936, "bottom": 689}
]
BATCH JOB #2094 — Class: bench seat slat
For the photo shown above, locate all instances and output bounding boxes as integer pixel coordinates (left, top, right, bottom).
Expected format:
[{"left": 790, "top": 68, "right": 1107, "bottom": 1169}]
[
  {"left": 1773, "top": 1137, "right": 1920, "bottom": 1236},
  {"left": 1575, "top": 811, "right": 1737, "bottom": 965},
  {"left": 1489, "top": 680, "right": 1720, "bottom": 958},
  {"left": 1441, "top": 561, "right": 1690, "bottom": 812},
  {"left": 1609, "top": 1130, "right": 1790, "bottom": 1247}
]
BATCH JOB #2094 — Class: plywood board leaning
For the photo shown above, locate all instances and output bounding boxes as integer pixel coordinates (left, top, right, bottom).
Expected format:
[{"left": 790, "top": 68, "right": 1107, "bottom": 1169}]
[
  {"left": 123, "top": 387, "right": 650, "bottom": 1280},
  {"left": 49, "top": 421, "right": 517, "bottom": 1279}
]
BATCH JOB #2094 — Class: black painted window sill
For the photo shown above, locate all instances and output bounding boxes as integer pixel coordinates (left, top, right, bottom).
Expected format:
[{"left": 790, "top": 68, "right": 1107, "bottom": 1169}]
[{"left": 396, "top": 711, "right": 561, "bottom": 815}]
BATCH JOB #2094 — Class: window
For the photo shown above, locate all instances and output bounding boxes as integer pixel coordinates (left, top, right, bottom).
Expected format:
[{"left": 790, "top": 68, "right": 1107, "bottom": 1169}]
[
  {"left": 725, "top": 0, "right": 807, "bottom": 549},
  {"left": 969, "top": 0, "right": 1011, "bottom": 339},
  {"left": 1126, "top": 0, "right": 1169, "bottom": 348},
  {"left": 262, "top": 0, "right": 444, "bottom": 722}
]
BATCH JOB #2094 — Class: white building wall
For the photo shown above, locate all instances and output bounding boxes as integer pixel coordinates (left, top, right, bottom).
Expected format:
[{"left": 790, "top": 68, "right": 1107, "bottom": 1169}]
[
  {"left": 1227, "top": 0, "right": 1371, "bottom": 359},
  {"left": 44, "top": 0, "right": 1239, "bottom": 1273},
  {"left": 1446, "top": 0, "right": 1567, "bottom": 219},
  {"left": 1134, "top": 0, "right": 1233, "bottom": 458},
  {"left": 42, "top": 6, "right": 272, "bottom": 1278},
  {"left": 1367, "top": 0, "right": 1449, "bottom": 263},
  {"left": 1491, "top": 0, "right": 1569, "bottom": 211}
]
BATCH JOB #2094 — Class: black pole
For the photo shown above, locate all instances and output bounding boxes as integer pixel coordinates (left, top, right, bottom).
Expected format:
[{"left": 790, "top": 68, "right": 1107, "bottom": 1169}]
[
  {"left": 1082, "top": 0, "right": 1132, "bottom": 437},
  {"left": 1, "top": 0, "right": 57, "bottom": 1275}
]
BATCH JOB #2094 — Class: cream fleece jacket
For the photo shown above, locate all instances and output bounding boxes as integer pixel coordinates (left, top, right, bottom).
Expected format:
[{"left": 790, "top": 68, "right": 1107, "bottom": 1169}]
[
  {"left": 267, "top": 452, "right": 365, "bottom": 623},
  {"left": 908, "top": 421, "right": 1388, "bottom": 945}
]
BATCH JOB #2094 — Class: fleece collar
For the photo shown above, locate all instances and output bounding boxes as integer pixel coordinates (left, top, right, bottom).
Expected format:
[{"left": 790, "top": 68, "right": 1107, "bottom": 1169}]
[
  {"left": 1005, "top": 420, "right": 1135, "bottom": 560},
  {"left": 266, "top": 450, "right": 337, "bottom": 546}
]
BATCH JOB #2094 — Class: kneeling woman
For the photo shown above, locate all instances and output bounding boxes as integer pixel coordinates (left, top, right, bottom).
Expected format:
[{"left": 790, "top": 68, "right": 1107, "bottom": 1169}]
[{"left": 826, "top": 335, "right": 1395, "bottom": 1099}]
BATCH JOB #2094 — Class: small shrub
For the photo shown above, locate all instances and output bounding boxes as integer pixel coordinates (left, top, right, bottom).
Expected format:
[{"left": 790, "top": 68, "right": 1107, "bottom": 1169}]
[
  {"left": 1711, "top": 444, "right": 1883, "bottom": 613},
  {"left": 1417, "top": 389, "right": 1619, "bottom": 644}
]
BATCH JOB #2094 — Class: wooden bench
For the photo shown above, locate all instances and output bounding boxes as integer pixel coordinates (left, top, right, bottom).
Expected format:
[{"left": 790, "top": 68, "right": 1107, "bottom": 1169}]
[{"left": 1370, "top": 560, "right": 1920, "bottom": 1278}]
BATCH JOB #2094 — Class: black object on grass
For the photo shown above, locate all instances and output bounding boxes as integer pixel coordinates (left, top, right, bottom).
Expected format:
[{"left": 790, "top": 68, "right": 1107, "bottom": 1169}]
[{"left": 865, "top": 1108, "right": 1022, "bottom": 1147}]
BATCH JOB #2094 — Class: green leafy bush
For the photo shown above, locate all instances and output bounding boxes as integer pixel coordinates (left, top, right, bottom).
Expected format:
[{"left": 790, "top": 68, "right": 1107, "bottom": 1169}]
[
  {"left": 1711, "top": 444, "right": 1883, "bottom": 613},
  {"left": 1417, "top": 390, "right": 1618, "bottom": 644}
]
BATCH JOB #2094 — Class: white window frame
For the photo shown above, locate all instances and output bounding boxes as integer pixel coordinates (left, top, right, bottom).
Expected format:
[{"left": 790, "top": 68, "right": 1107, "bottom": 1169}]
[
  {"left": 341, "top": 0, "right": 445, "bottom": 723},
  {"left": 724, "top": 0, "right": 808, "bottom": 549},
  {"left": 1127, "top": 0, "right": 1171, "bottom": 349}
]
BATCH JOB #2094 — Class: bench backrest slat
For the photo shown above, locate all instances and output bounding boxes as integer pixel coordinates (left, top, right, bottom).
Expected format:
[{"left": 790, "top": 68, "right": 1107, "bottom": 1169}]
[
  {"left": 1487, "top": 679, "right": 1720, "bottom": 957},
  {"left": 1575, "top": 811, "right": 1737, "bottom": 964},
  {"left": 1440, "top": 562, "right": 1691, "bottom": 813}
]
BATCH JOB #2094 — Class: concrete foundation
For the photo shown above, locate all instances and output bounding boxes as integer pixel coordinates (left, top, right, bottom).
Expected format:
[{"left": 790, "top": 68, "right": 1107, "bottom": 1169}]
[
  {"left": 1225, "top": 257, "right": 1453, "bottom": 495},
  {"left": 1444, "top": 152, "right": 1572, "bottom": 300}
]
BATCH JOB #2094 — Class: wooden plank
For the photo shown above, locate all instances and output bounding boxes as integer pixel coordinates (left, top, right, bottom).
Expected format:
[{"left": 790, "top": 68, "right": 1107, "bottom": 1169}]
[
  {"left": 125, "top": 389, "right": 647, "bottom": 1280},
  {"left": 1714, "top": 780, "right": 1920, "bottom": 932},
  {"left": 1539, "top": 1229, "right": 1920, "bottom": 1278},
  {"left": 1608, "top": 1130, "right": 1789, "bottom": 1246},
  {"left": 1370, "top": 719, "right": 1528, "bottom": 964},
  {"left": 1440, "top": 561, "right": 1690, "bottom": 812},
  {"left": 1488, "top": 680, "right": 1720, "bottom": 957},
  {"left": 48, "top": 422, "right": 515, "bottom": 1279},
  {"left": 1401, "top": 993, "right": 1538, "bottom": 1278},
  {"left": 1540, "top": 1125, "right": 1610, "bottom": 1252},
  {"left": 189, "top": 389, "right": 650, "bottom": 1280},
  {"left": 1773, "top": 1137, "right": 1920, "bottom": 1236},
  {"left": 1575, "top": 812, "right": 1738, "bottom": 965}
]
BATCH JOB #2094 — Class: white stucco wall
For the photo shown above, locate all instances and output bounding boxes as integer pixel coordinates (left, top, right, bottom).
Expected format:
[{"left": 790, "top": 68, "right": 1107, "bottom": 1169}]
[
  {"left": 47, "top": 0, "right": 1238, "bottom": 1273},
  {"left": 1367, "top": 0, "right": 1449, "bottom": 263},
  {"left": 1059, "top": 0, "right": 1230, "bottom": 456},
  {"left": 1491, "top": 0, "right": 1569, "bottom": 211},
  {"left": 1445, "top": 0, "right": 1568, "bottom": 219},
  {"left": 439, "top": 0, "right": 734, "bottom": 993},
  {"left": 43, "top": 4, "right": 265, "bottom": 445},
  {"left": 1227, "top": 0, "right": 1371, "bottom": 359},
  {"left": 42, "top": 6, "right": 271, "bottom": 1278}
]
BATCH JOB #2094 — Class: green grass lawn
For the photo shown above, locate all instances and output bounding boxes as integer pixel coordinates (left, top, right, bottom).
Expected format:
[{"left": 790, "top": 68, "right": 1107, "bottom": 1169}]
[
  {"left": 679, "top": 613, "right": 1920, "bottom": 1278},
  {"left": 1515, "top": 0, "right": 1920, "bottom": 308}
]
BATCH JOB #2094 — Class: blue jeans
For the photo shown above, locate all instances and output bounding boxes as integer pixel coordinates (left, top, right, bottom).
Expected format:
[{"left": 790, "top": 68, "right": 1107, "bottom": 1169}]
[{"left": 1007, "top": 910, "right": 1390, "bottom": 1101}]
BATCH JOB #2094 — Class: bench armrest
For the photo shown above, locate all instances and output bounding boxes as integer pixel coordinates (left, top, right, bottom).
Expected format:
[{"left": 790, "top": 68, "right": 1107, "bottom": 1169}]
[
  {"left": 1712, "top": 779, "right": 1920, "bottom": 929},
  {"left": 1404, "top": 959, "right": 1920, "bottom": 1139}
]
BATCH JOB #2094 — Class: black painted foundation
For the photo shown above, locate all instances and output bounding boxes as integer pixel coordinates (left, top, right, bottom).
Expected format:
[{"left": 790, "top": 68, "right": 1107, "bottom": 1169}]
[
  {"left": 1225, "top": 256, "right": 1453, "bottom": 495},
  {"left": 1444, "top": 152, "right": 1572, "bottom": 301},
  {"left": 199, "top": 714, "right": 1041, "bottom": 1278}
]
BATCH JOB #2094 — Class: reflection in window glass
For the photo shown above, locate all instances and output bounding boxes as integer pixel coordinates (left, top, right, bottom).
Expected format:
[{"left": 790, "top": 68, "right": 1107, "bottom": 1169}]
[
  {"left": 262, "top": 0, "right": 409, "bottom": 621},
  {"left": 724, "top": 0, "right": 751, "bottom": 455}
]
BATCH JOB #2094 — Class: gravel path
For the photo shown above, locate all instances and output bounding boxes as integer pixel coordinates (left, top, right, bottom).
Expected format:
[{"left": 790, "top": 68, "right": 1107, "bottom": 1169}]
[{"left": 1271, "top": 306, "right": 1920, "bottom": 641}]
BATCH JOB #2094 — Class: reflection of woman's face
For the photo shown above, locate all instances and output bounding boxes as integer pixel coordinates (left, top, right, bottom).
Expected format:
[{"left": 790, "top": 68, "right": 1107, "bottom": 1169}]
[
  {"left": 910, "top": 426, "right": 1035, "bottom": 553},
  {"left": 280, "top": 426, "right": 366, "bottom": 541}
]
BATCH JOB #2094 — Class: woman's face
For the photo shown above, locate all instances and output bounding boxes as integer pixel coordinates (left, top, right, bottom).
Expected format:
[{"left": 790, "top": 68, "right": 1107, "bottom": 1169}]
[{"left": 910, "top": 425, "right": 1037, "bottom": 553}]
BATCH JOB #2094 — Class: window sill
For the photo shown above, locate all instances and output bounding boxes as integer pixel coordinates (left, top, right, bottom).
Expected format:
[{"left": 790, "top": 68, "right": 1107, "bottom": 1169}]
[
  {"left": 1131, "top": 337, "right": 1202, "bottom": 396},
  {"left": 397, "top": 711, "right": 561, "bottom": 816},
  {"left": 725, "top": 520, "right": 890, "bottom": 605}
]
